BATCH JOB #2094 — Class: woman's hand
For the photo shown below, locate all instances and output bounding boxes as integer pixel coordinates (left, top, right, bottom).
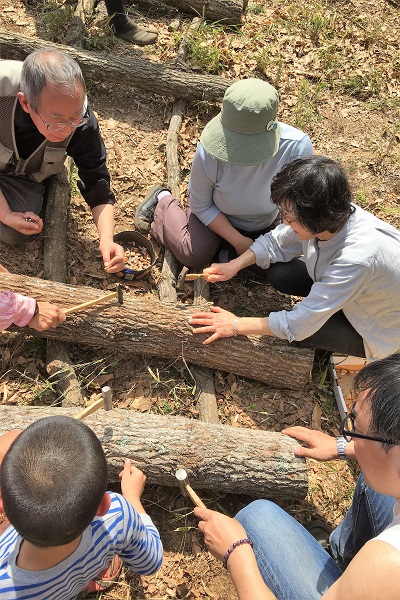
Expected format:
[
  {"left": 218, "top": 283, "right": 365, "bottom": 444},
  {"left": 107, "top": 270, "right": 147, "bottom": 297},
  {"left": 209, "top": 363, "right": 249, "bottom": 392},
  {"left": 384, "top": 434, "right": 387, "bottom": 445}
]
[
  {"left": 189, "top": 306, "right": 238, "bottom": 344},
  {"left": 203, "top": 262, "right": 239, "bottom": 283},
  {"left": 194, "top": 507, "right": 248, "bottom": 562},
  {"left": 282, "top": 426, "right": 339, "bottom": 461}
]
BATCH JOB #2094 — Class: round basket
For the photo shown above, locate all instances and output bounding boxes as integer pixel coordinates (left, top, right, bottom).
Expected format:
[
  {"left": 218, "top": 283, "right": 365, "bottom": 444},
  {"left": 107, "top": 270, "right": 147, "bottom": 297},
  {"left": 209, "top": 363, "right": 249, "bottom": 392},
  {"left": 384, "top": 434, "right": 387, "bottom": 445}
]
[{"left": 114, "top": 230, "right": 156, "bottom": 280}]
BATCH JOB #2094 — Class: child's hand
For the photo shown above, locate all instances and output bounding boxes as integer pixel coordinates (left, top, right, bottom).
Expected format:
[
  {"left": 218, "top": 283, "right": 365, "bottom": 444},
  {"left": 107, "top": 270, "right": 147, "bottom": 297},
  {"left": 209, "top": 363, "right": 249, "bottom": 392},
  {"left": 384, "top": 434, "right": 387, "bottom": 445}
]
[{"left": 119, "top": 459, "right": 146, "bottom": 512}]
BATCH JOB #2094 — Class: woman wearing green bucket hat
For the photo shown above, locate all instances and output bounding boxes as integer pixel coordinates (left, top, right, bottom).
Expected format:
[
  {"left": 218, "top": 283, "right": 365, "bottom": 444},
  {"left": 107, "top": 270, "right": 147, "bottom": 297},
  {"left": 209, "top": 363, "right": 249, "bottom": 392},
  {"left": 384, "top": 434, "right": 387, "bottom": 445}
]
[{"left": 134, "top": 78, "right": 313, "bottom": 271}]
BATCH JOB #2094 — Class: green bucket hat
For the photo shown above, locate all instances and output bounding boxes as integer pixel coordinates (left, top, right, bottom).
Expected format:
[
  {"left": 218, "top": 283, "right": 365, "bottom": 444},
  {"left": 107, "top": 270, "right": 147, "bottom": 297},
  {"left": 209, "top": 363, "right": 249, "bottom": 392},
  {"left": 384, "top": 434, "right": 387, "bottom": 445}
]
[{"left": 200, "top": 78, "right": 280, "bottom": 165}]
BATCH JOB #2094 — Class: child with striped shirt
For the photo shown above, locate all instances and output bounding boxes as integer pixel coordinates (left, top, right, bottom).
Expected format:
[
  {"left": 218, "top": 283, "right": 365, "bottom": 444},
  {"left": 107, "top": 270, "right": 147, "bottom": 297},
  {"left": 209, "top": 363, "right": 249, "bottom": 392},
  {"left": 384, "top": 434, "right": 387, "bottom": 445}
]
[{"left": 0, "top": 416, "right": 163, "bottom": 598}]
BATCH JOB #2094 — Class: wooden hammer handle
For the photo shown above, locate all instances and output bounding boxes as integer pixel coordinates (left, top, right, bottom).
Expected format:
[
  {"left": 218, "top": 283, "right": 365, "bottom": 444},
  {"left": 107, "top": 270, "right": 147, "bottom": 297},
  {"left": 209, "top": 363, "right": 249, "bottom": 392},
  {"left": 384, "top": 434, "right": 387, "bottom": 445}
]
[
  {"left": 73, "top": 398, "right": 104, "bottom": 420},
  {"left": 186, "top": 484, "right": 206, "bottom": 508},
  {"left": 64, "top": 291, "right": 118, "bottom": 315},
  {"left": 185, "top": 273, "right": 209, "bottom": 281}
]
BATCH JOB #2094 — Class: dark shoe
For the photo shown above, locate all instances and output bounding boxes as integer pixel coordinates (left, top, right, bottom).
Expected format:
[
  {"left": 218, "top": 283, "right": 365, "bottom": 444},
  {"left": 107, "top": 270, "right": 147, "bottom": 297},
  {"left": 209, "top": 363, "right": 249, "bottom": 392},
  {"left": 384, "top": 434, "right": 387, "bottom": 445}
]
[
  {"left": 115, "top": 23, "right": 158, "bottom": 45},
  {"left": 134, "top": 185, "right": 171, "bottom": 234},
  {"left": 305, "top": 520, "right": 332, "bottom": 552}
]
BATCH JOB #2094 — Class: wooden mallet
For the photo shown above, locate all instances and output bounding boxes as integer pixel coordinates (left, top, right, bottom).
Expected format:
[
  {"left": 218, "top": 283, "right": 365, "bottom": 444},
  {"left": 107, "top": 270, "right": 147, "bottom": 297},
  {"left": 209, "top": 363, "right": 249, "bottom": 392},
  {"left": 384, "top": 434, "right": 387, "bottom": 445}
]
[
  {"left": 74, "top": 386, "right": 113, "bottom": 421},
  {"left": 175, "top": 468, "right": 206, "bottom": 508},
  {"left": 64, "top": 285, "right": 123, "bottom": 315}
]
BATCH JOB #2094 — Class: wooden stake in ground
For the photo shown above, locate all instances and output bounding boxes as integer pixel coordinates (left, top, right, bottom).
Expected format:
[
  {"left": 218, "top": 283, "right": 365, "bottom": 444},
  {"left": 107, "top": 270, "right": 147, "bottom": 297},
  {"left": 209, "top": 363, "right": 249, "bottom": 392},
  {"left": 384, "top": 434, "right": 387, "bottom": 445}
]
[
  {"left": 44, "top": 161, "right": 84, "bottom": 408},
  {"left": 0, "top": 406, "right": 308, "bottom": 502},
  {"left": 164, "top": 17, "right": 219, "bottom": 424},
  {"left": 3, "top": 273, "right": 314, "bottom": 390}
]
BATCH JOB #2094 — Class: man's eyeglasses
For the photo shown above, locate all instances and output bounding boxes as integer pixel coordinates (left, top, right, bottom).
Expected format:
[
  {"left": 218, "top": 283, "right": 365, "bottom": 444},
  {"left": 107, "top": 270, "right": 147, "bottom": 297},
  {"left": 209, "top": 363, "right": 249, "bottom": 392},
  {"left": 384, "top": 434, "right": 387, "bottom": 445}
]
[
  {"left": 36, "top": 111, "right": 88, "bottom": 132},
  {"left": 341, "top": 404, "right": 397, "bottom": 445}
]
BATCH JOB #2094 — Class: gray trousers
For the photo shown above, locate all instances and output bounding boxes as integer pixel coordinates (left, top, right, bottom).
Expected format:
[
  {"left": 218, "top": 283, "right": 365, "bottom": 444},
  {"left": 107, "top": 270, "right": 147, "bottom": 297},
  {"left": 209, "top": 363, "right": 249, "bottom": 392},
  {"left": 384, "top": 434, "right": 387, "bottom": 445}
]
[{"left": 0, "top": 174, "right": 45, "bottom": 245}]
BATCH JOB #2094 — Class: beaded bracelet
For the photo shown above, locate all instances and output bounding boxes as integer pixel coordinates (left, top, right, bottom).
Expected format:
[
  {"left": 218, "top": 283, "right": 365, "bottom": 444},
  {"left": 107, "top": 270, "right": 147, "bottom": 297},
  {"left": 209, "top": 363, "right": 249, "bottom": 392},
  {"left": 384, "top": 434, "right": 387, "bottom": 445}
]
[{"left": 223, "top": 538, "right": 253, "bottom": 569}]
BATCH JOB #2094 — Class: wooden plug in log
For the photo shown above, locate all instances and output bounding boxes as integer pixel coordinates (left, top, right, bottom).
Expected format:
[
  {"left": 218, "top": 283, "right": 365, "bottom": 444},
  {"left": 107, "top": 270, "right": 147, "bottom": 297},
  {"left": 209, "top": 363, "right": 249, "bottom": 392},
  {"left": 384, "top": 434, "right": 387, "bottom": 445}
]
[{"left": 0, "top": 406, "right": 308, "bottom": 502}]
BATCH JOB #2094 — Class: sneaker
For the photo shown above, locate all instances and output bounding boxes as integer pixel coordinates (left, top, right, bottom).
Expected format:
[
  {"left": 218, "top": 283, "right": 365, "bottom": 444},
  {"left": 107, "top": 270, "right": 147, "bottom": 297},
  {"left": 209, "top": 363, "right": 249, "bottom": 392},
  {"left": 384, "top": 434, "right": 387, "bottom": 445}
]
[{"left": 134, "top": 185, "right": 171, "bottom": 234}]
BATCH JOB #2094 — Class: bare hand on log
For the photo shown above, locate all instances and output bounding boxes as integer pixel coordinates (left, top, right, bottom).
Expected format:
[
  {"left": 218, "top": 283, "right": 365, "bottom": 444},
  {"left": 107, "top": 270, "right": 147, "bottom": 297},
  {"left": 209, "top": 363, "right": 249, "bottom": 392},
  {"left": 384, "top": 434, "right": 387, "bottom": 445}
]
[
  {"left": 190, "top": 305, "right": 237, "bottom": 344},
  {"left": 28, "top": 302, "right": 66, "bottom": 331},
  {"left": 282, "top": 426, "right": 355, "bottom": 461},
  {"left": 2, "top": 211, "right": 43, "bottom": 235},
  {"left": 195, "top": 507, "right": 248, "bottom": 562}
]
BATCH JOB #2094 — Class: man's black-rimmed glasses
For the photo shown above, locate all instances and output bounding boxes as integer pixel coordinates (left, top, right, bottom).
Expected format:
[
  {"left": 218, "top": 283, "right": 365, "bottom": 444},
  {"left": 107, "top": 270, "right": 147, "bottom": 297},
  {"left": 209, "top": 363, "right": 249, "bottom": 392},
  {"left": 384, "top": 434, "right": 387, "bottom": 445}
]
[{"left": 341, "top": 404, "right": 397, "bottom": 446}]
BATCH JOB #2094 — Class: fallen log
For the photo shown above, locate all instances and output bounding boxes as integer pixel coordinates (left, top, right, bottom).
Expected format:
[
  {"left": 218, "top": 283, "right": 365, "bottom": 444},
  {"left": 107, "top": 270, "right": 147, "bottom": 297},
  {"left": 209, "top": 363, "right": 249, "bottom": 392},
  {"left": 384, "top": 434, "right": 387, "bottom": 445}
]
[
  {"left": 0, "top": 31, "right": 230, "bottom": 102},
  {"left": 0, "top": 406, "right": 308, "bottom": 501},
  {"left": 134, "top": 0, "right": 246, "bottom": 25},
  {"left": 1, "top": 273, "right": 314, "bottom": 389}
]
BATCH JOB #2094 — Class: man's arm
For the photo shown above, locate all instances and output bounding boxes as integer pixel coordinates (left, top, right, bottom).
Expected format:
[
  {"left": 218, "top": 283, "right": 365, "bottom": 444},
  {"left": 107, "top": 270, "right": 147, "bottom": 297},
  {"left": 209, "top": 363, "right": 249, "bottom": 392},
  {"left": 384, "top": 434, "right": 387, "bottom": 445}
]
[
  {"left": 91, "top": 204, "right": 124, "bottom": 273},
  {"left": 322, "top": 540, "right": 400, "bottom": 600},
  {"left": 67, "top": 105, "right": 124, "bottom": 273}
]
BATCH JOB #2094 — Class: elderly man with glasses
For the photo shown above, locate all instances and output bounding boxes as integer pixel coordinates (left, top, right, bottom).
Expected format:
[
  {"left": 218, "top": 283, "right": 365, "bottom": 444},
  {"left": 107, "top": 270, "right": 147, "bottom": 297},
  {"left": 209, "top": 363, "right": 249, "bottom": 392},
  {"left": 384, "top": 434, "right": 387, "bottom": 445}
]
[
  {"left": 194, "top": 353, "right": 400, "bottom": 600},
  {"left": 0, "top": 48, "right": 124, "bottom": 274}
]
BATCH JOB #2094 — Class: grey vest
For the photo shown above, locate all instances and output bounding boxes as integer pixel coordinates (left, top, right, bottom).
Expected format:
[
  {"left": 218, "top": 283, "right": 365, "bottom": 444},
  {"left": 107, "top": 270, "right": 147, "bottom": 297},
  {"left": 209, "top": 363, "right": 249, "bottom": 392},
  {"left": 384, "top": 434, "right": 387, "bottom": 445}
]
[{"left": 0, "top": 60, "right": 73, "bottom": 183}]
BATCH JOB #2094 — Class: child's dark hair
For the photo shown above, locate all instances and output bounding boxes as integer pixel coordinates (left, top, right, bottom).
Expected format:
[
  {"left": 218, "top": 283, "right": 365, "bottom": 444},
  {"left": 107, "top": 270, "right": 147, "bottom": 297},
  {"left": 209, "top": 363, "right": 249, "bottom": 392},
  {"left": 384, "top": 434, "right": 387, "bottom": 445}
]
[
  {"left": 271, "top": 155, "right": 354, "bottom": 234},
  {"left": 1, "top": 416, "right": 108, "bottom": 547}
]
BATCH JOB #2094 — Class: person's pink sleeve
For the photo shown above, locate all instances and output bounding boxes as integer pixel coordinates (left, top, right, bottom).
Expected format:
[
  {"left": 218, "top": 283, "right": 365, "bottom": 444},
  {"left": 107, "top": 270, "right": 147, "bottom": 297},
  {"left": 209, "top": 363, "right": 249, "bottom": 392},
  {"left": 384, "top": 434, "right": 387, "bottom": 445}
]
[{"left": 0, "top": 291, "right": 36, "bottom": 330}]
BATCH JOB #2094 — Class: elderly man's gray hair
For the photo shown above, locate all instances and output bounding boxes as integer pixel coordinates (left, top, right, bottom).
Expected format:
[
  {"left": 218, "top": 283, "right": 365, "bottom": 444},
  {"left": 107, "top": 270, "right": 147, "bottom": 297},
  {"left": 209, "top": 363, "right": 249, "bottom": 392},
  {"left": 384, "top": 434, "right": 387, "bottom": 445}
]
[{"left": 20, "top": 49, "right": 86, "bottom": 112}]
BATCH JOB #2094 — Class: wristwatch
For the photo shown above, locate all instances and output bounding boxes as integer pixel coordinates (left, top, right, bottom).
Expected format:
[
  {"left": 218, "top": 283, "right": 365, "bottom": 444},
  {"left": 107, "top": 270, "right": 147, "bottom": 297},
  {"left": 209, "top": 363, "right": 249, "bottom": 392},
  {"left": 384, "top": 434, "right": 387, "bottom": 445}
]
[{"left": 336, "top": 436, "right": 348, "bottom": 460}]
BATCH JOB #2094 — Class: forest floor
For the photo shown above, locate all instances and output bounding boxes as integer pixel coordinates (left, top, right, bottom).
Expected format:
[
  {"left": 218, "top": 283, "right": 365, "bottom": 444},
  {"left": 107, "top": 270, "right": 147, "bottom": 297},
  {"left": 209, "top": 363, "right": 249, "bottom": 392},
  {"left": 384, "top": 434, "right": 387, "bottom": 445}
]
[{"left": 0, "top": 0, "right": 399, "bottom": 597}]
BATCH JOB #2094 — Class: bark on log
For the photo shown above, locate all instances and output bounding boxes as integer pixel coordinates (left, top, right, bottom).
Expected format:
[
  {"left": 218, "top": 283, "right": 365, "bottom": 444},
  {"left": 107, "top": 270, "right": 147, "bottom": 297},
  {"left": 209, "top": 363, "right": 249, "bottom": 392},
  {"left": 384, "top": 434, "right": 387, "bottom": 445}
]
[
  {"left": 44, "top": 162, "right": 84, "bottom": 407},
  {"left": 0, "top": 406, "right": 308, "bottom": 501},
  {"left": 134, "top": 0, "right": 246, "bottom": 25},
  {"left": 1, "top": 273, "right": 314, "bottom": 389},
  {"left": 0, "top": 31, "right": 231, "bottom": 102}
]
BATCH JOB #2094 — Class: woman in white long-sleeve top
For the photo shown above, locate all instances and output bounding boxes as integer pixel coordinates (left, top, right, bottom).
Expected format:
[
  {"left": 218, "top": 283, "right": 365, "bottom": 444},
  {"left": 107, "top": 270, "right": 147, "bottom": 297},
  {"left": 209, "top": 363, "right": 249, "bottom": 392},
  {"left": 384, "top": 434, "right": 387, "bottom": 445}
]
[{"left": 189, "top": 155, "right": 400, "bottom": 360}]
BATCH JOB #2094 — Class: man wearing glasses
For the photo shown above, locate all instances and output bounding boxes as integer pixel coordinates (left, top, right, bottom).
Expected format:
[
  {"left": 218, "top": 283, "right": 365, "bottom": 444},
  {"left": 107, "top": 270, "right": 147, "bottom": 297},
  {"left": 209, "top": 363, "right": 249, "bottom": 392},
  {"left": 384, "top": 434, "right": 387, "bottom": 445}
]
[
  {"left": 195, "top": 353, "right": 400, "bottom": 599},
  {"left": 0, "top": 48, "right": 124, "bottom": 274}
]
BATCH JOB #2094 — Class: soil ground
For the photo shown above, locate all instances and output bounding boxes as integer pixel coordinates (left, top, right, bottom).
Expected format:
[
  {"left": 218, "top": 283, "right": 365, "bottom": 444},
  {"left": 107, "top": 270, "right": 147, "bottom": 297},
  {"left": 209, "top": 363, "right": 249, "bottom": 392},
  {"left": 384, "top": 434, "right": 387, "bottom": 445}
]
[{"left": 0, "top": 0, "right": 399, "bottom": 597}]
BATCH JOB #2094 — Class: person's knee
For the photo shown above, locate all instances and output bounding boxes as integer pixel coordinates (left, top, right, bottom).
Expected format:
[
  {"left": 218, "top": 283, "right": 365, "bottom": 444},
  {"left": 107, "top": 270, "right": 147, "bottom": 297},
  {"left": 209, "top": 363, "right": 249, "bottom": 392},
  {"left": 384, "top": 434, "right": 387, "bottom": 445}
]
[
  {"left": 0, "top": 227, "right": 33, "bottom": 246},
  {"left": 236, "top": 499, "right": 278, "bottom": 529}
]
